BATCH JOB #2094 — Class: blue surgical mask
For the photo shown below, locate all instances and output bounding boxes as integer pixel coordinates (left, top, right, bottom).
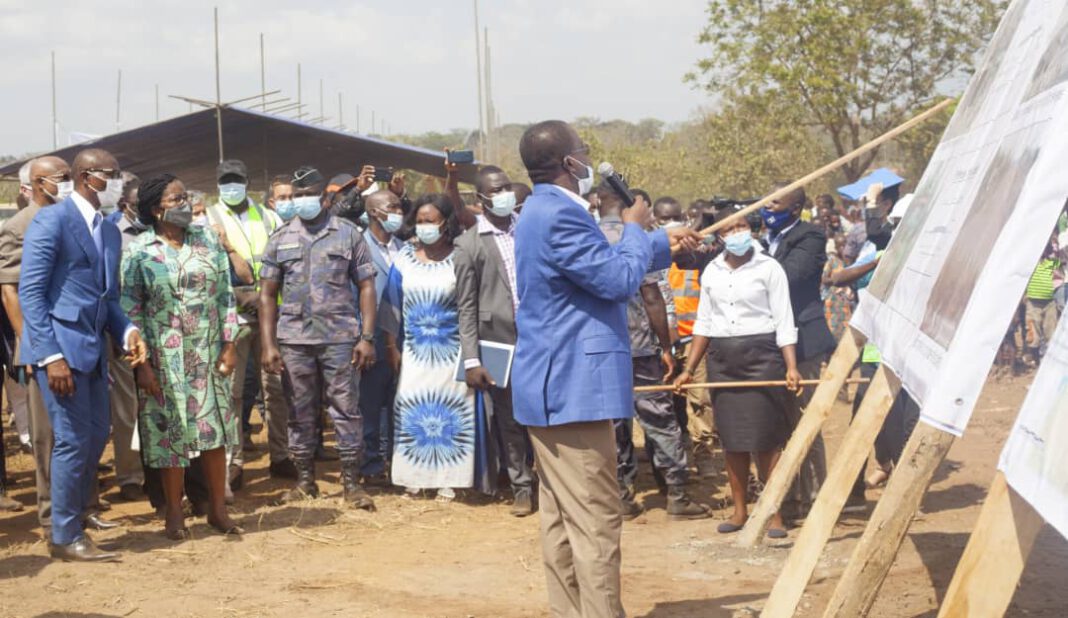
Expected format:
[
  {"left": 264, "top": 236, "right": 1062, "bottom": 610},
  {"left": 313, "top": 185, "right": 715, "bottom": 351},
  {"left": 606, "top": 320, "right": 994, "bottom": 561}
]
[
  {"left": 218, "top": 182, "right": 247, "bottom": 207},
  {"left": 760, "top": 206, "right": 795, "bottom": 232},
  {"left": 722, "top": 230, "right": 754, "bottom": 256},
  {"left": 487, "top": 191, "right": 517, "bottom": 217},
  {"left": 359, "top": 212, "right": 370, "bottom": 226},
  {"left": 294, "top": 195, "right": 322, "bottom": 221},
  {"left": 415, "top": 222, "right": 443, "bottom": 245},
  {"left": 382, "top": 212, "right": 403, "bottom": 234},
  {"left": 275, "top": 200, "right": 298, "bottom": 221}
]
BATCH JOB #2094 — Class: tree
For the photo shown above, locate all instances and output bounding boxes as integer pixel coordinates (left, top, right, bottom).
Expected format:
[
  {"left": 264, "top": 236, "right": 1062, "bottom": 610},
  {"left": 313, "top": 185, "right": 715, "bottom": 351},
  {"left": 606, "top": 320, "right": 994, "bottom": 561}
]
[{"left": 687, "top": 0, "right": 1005, "bottom": 181}]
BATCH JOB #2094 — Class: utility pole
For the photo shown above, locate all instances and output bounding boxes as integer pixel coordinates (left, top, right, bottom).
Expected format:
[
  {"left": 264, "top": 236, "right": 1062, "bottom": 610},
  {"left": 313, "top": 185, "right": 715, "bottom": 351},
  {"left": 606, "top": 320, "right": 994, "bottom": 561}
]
[
  {"left": 371, "top": 110, "right": 376, "bottom": 135},
  {"left": 297, "top": 63, "right": 302, "bottom": 116},
  {"left": 473, "top": 0, "right": 485, "bottom": 159},
  {"left": 213, "top": 6, "right": 224, "bottom": 161},
  {"left": 484, "top": 27, "right": 494, "bottom": 163},
  {"left": 260, "top": 33, "right": 266, "bottom": 110},
  {"left": 356, "top": 104, "right": 360, "bottom": 133},
  {"left": 338, "top": 92, "right": 344, "bottom": 130},
  {"left": 115, "top": 69, "right": 122, "bottom": 132},
  {"left": 319, "top": 78, "right": 324, "bottom": 125},
  {"left": 51, "top": 51, "right": 57, "bottom": 148},
  {"left": 155, "top": 83, "right": 160, "bottom": 121}
]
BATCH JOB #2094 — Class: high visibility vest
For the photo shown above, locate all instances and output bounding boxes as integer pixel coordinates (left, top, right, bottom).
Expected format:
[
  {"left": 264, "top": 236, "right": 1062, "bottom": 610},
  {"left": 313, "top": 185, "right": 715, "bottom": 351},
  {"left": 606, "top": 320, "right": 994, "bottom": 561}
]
[
  {"left": 205, "top": 200, "right": 279, "bottom": 281},
  {"left": 668, "top": 264, "right": 701, "bottom": 337}
]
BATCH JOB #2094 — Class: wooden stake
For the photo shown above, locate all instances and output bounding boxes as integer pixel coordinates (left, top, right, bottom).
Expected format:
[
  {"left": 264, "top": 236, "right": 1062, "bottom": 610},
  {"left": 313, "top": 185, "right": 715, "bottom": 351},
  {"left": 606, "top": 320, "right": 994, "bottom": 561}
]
[
  {"left": 761, "top": 365, "right": 900, "bottom": 618},
  {"left": 699, "top": 99, "right": 952, "bottom": 237},
  {"left": 821, "top": 421, "right": 956, "bottom": 617},
  {"left": 936, "top": 471, "right": 1043, "bottom": 618},
  {"left": 736, "top": 330, "right": 863, "bottom": 547}
]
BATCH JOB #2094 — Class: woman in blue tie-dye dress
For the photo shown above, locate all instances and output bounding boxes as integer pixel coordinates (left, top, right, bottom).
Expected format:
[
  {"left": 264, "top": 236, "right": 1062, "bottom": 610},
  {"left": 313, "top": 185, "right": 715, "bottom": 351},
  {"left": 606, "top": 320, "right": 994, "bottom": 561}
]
[{"left": 380, "top": 194, "right": 475, "bottom": 500}]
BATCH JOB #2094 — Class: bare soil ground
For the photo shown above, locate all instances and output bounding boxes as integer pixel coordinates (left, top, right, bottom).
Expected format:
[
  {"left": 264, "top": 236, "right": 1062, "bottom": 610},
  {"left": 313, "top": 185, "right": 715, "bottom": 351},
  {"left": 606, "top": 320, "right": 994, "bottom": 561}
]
[{"left": 0, "top": 373, "right": 1065, "bottom": 618}]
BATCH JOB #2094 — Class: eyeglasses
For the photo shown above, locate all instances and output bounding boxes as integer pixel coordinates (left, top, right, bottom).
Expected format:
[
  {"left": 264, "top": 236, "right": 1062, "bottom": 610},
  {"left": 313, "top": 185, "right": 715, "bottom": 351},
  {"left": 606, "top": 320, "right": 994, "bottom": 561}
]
[
  {"left": 161, "top": 193, "right": 189, "bottom": 206},
  {"left": 87, "top": 168, "right": 121, "bottom": 180}
]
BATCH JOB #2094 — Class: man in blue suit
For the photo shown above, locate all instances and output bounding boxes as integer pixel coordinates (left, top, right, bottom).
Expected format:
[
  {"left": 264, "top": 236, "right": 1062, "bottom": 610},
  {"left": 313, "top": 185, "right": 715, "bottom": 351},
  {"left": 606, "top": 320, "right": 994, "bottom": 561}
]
[
  {"left": 513, "top": 121, "right": 700, "bottom": 617},
  {"left": 19, "top": 148, "right": 147, "bottom": 562}
]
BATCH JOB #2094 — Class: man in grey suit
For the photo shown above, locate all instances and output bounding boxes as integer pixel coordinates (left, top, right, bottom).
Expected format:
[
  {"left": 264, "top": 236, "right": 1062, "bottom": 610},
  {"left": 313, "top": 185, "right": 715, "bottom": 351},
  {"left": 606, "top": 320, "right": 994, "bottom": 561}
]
[
  {"left": 454, "top": 165, "right": 535, "bottom": 516},
  {"left": 359, "top": 189, "right": 406, "bottom": 484}
]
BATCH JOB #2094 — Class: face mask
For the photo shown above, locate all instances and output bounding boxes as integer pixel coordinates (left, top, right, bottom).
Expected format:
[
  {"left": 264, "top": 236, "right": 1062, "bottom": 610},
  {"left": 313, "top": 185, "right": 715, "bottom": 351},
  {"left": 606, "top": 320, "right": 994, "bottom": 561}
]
[
  {"left": 130, "top": 217, "right": 150, "bottom": 233},
  {"left": 415, "top": 223, "right": 443, "bottom": 245},
  {"left": 722, "top": 230, "right": 754, "bottom": 256},
  {"left": 661, "top": 220, "right": 683, "bottom": 230},
  {"left": 760, "top": 206, "right": 796, "bottom": 232},
  {"left": 567, "top": 157, "right": 595, "bottom": 196},
  {"left": 275, "top": 200, "right": 298, "bottom": 221},
  {"left": 218, "top": 182, "right": 247, "bottom": 207},
  {"left": 294, "top": 195, "right": 322, "bottom": 221},
  {"left": 382, "top": 212, "right": 404, "bottom": 234},
  {"left": 161, "top": 201, "right": 193, "bottom": 229},
  {"left": 191, "top": 214, "right": 208, "bottom": 227},
  {"left": 45, "top": 180, "right": 74, "bottom": 203},
  {"left": 487, "top": 191, "right": 517, "bottom": 217},
  {"left": 91, "top": 176, "right": 124, "bottom": 210},
  {"left": 359, "top": 212, "right": 370, "bottom": 226}
]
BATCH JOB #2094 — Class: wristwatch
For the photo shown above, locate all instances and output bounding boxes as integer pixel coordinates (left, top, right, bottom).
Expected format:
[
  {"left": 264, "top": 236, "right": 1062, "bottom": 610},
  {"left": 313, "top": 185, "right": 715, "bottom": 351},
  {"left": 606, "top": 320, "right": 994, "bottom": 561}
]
[{"left": 360, "top": 333, "right": 375, "bottom": 344}]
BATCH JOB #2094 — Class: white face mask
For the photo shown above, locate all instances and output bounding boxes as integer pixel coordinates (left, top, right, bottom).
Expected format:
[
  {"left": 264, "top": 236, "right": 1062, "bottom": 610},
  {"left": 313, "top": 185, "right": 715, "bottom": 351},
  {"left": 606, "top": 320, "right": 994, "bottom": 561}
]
[
  {"left": 218, "top": 182, "right": 247, "bottom": 206},
  {"left": 381, "top": 212, "right": 404, "bottom": 233},
  {"left": 415, "top": 223, "right": 443, "bottom": 245},
  {"left": 487, "top": 191, "right": 517, "bottom": 217},
  {"left": 661, "top": 221, "right": 683, "bottom": 230},
  {"left": 567, "top": 157, "right": 594, "bottom": 196},
  {"left": 90, "top": 174, "right": 124, "bottom": 210},
  {"left": 45, "top": 179, "right": 74, "bottom": 203}
]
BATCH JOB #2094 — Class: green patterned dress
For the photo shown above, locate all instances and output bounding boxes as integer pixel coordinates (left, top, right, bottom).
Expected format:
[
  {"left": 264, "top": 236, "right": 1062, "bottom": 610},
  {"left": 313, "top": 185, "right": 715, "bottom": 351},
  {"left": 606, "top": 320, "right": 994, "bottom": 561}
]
[{"left": 120, "top": 226, "right": 240, "bottom": 468}]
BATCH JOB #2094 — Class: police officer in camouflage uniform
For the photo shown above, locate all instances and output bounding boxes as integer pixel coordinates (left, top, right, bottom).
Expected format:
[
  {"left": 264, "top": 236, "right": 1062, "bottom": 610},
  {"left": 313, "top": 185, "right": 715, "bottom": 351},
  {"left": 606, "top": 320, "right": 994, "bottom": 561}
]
[{"left": 259, "top": 166, "right": 378, "bottom": 509}]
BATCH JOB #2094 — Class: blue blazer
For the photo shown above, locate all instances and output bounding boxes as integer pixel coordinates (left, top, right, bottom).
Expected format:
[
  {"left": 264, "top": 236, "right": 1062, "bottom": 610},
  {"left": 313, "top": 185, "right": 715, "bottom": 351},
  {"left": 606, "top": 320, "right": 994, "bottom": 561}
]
[
  {"left": 512, "top": 184, "right": 670, "bottom": 427},
  {"left": 19, "top": 197, "right": 132, "bottom": 373}
]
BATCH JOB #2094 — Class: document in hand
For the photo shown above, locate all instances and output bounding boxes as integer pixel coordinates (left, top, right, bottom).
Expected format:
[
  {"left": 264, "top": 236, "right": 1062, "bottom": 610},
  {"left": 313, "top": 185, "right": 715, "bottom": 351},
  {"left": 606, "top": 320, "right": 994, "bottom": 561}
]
[{"left": 454, "top": 341, "right": 516, "bottom": 388}]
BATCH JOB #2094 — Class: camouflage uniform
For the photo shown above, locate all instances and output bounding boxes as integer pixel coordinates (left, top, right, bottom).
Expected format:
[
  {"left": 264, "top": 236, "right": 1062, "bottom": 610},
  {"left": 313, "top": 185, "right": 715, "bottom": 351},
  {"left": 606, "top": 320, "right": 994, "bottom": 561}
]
[{"left": 260, "top": 216, "right": 375, "bottom": 465}]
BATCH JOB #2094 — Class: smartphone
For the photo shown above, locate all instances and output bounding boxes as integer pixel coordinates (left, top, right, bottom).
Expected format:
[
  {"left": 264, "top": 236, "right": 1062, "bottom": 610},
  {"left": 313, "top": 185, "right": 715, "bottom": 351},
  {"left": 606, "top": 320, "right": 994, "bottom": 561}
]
[
  {"left": 447, "top": 150, "right": 475, "bottom": 164},
  {"left": 373, "top": 167, "right": 394, "bottom": 182}
]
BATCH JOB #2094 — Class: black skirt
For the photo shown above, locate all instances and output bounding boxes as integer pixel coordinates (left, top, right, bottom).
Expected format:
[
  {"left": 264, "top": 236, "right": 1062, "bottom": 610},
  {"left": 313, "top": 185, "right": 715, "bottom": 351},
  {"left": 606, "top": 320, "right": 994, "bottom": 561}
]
[{"left": 706, "top": 333, "right": 790, "bottom": 453}]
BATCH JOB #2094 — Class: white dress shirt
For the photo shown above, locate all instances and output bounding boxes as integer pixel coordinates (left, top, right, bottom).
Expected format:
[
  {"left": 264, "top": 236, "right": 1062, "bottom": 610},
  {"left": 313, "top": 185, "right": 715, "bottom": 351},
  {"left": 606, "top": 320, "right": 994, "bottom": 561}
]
[
  {"left": 692, "top": 250, "right": 798, "bottom": 347},
  {"left": 766, "top": 218, "right": 800, "bottom": 256}
]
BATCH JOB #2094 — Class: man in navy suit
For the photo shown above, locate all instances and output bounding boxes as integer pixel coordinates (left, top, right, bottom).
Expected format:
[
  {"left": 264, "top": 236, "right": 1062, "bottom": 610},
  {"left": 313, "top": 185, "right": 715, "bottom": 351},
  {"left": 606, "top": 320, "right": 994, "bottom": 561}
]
[
  {"left": 513, "top": 121, "right": 700, "bottom": 617},
  {"left": 19, "top": 148, "right": 147, "bottom": 562}
]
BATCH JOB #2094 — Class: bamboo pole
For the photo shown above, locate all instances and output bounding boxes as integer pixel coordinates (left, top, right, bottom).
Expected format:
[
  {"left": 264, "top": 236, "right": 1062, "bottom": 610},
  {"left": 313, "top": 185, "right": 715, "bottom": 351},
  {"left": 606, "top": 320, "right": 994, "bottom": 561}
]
[
  {"left": 634, "top": 377, "right": 868, "bottom": 394},
  {"left": 699, "top": 99, "right": 953, "bottom": 237},
  {"left": 736, "top": 330, "right": 863, "bottom": 547}
]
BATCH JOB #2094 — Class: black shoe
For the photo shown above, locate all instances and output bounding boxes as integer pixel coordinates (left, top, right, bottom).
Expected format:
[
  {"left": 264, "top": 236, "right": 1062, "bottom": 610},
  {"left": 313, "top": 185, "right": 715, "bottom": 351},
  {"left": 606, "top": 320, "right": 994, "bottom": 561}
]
[
  {"left": 83, "top": 513, "right": 121, "bottom": 531},
  {"left": 50, "top": 538, "right": 120, "bottom": 562},
  {"left": 341, "top": 460, "right": 375, "bottom": 510},
  {"left": 621, "top": 498, "right": 644, "bottom": 521},
  {"left": 510, "top": 489, "right": 535, "bottom": 517},
  {"left": 282, "top": 459, "right": 319, "bottom": 502},
  {"left": 666, "top": 487, "right": 711, "bottom": 520},
  {"left": 361, "top": 473, "right": 391, "bottom": 488},
  {"left": 117, "top": 484, "right": 144, "bottom": 502},
  {"left": 269, "top": 458, "right": 299, "bottom": 480}
]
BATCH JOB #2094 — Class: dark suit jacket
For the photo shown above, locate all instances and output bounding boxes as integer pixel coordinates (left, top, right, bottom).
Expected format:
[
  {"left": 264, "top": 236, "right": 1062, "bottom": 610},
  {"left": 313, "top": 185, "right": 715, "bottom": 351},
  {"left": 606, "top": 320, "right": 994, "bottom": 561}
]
[
  {"left": 771, "top": 221, "right": 836, "bottom": 362},
  {"left": 453, "top": 221, "right": 518, "bottom": 365}
]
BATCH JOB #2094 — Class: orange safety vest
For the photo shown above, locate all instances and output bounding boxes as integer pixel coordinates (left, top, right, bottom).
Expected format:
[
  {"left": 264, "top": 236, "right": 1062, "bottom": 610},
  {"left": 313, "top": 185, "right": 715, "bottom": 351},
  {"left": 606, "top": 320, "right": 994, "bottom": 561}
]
[{"left": 668, "top": 264, "right": 701, "bottom": 337}]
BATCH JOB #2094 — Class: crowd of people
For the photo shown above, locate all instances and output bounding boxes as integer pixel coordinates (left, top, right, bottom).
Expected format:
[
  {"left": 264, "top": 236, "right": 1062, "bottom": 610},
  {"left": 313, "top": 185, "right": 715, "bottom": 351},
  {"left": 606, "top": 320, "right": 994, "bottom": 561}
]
[{"left": 1, "top": 120, "right": 1061, "bottom": 600}]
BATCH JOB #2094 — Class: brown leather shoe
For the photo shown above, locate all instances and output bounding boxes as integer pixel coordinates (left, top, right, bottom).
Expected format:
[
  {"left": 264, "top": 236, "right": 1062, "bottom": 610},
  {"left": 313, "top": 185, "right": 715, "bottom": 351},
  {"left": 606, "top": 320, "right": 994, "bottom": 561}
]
[
  {"left": 83, "top": 513, "right": 121, "bottom": 531},
  {"left": 49, "top": 538, "right": 121, "bottom": 562}
]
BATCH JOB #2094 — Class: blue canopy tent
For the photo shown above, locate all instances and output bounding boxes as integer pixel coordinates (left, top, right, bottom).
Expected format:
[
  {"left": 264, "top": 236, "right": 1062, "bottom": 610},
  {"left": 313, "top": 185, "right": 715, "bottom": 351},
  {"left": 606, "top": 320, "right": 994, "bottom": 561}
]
[{"left": 0, "top": 107, "right": 478, "bottom": 190}]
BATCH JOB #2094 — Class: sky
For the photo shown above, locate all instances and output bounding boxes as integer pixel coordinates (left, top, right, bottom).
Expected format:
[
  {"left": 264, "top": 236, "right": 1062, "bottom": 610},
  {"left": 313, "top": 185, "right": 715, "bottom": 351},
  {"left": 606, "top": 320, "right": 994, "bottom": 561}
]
[{"left": 0, "top": 0, "right": 712, "bottom": 157}]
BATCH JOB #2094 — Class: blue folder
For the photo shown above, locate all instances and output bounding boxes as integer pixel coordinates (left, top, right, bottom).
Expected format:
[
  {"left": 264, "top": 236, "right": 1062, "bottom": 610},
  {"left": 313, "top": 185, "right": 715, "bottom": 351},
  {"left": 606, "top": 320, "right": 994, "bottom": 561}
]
[{"left": 837, "top": 168, "right": 904, "bottom": 201}]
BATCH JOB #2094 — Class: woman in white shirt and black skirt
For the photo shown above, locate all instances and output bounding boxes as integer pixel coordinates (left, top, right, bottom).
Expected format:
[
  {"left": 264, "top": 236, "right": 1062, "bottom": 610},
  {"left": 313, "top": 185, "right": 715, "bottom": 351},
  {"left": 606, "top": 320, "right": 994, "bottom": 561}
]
[{"left": 674, "top": 207, "right": 800, "bottom": 538}]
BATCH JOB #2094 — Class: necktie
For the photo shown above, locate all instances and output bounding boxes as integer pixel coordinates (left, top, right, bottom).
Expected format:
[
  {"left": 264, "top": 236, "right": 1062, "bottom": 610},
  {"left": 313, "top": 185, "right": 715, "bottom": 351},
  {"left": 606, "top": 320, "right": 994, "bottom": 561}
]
[{"left": 92, "top": 212, "right": 105, "bottom": 285}]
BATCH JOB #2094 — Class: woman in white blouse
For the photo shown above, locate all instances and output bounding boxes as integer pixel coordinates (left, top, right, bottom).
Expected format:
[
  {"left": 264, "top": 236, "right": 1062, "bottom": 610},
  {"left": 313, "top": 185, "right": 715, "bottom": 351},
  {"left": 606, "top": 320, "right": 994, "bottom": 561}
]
[{"left": 674, "top": 206, "right": 800, "bottom": 538}]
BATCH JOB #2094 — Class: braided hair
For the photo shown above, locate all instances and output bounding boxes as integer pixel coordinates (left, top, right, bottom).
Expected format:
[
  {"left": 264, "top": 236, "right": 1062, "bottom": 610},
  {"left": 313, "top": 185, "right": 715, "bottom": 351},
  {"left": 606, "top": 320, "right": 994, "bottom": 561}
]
[{"left": 137, "top": 173, "right": 178, "bottom": 226}]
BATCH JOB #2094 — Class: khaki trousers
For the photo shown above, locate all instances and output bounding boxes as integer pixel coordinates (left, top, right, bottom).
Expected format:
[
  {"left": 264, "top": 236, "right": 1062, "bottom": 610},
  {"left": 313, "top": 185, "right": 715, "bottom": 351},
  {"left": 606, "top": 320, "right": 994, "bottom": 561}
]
[
  {"left": 529, "top": 420, "right": 624, "bottom": 618},
  {"left": 107, "top": 341, "right": 143, "bottom": 487},
  {"left": 229, "top": 322, "right": 290, "bottom": 467},
  {"left": 683, "top": 342, "right": 715, "bottom": 455}
]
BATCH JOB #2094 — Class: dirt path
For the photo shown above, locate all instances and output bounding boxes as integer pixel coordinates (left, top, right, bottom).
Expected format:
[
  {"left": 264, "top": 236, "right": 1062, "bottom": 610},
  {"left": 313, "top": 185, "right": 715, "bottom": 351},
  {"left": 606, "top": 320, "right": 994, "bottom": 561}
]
[{"left": 0, "top": 374, "right": 1064, "bottom": 617}]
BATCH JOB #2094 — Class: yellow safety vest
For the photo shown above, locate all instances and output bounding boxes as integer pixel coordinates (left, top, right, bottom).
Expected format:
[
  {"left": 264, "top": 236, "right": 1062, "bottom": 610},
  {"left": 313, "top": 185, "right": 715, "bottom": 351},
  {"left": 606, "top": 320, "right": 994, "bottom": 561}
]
[
  {"left": 205, "top": 200, "right": 279, "bottom": 281},
  {"left": 668, "top": 264, "right": 701, "bottom": 337}
]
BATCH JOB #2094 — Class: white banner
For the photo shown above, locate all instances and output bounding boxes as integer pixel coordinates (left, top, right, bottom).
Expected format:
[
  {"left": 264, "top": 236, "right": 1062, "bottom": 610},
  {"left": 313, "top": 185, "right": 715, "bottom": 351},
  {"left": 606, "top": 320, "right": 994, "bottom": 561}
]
[
  {"left": 999, "top": 311, "right": 1068, "bottom": 538},
  {"left": 851, "top": 0, "right": 1068, "bottom": 435}
]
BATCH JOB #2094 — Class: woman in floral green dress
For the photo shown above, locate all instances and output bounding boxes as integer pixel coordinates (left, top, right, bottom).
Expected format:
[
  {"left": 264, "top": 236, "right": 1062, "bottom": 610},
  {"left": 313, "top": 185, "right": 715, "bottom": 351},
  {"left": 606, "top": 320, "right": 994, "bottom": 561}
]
[{"left": 121, "top": 173, "right": 242, "bottom": 540}]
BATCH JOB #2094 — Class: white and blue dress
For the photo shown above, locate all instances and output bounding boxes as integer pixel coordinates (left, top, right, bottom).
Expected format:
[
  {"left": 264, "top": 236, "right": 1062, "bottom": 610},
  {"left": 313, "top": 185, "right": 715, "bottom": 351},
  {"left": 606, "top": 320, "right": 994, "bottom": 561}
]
[{"left": 380, "top": 243, "right": 475, "bottom": 490}]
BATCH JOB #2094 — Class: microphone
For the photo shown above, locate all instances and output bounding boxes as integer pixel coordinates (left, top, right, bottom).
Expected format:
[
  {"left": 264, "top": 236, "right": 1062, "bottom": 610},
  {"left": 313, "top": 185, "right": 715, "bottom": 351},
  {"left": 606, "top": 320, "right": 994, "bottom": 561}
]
[{"left": 597, "top": 162, "right": 635, "bottom": 207}]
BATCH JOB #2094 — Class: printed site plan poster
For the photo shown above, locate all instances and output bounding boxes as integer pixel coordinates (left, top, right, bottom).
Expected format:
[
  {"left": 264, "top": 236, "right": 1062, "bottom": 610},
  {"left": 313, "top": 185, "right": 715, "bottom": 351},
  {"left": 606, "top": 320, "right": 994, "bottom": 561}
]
[
  {"left": 851, "top": 0, "right": 1068, "bottom": 435},
  {"left": 998, "top": 312, "right": 1068, "bottom": 538}
]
